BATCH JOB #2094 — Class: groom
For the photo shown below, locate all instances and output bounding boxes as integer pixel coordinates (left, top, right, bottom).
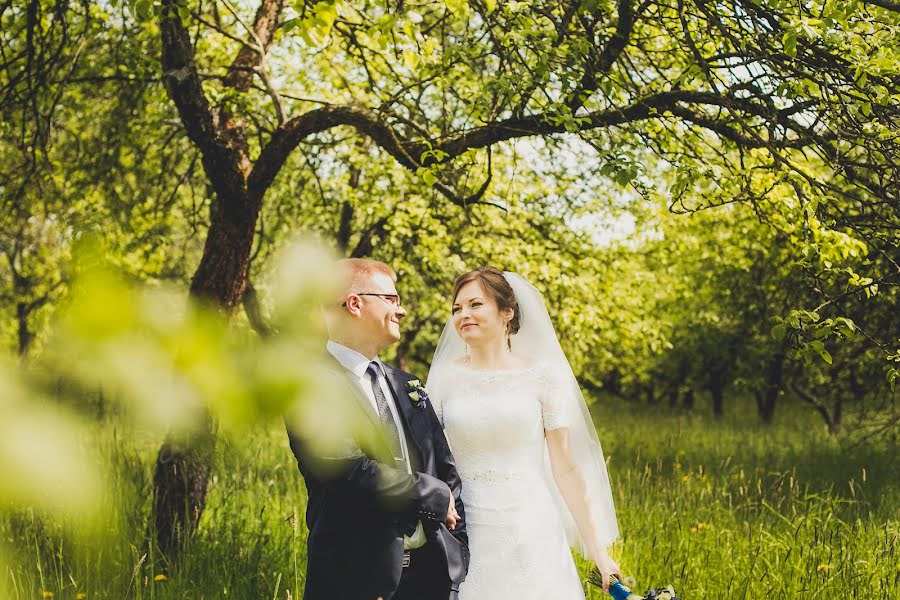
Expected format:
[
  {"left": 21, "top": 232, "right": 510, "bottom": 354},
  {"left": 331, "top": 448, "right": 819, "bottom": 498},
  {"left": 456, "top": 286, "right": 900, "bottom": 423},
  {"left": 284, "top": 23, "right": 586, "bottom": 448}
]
[{"left": 286, "top": 258, "right": 469, "bottom": 600}]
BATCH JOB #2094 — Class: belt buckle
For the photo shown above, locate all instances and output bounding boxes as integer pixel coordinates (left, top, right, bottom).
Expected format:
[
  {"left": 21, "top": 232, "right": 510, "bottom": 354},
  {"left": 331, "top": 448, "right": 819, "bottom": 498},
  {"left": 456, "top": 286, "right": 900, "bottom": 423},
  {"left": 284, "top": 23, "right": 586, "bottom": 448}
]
[{"left": 402, "top": 551, "right": 411, "bottom": 568}]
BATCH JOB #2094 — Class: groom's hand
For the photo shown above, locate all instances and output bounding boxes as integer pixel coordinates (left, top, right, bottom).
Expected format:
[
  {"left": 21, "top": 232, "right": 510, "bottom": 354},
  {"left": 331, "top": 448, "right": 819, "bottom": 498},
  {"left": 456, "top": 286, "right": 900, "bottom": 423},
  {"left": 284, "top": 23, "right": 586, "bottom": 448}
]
[{"left": 446, "top": 492, "right": 460, "bottom": 530}]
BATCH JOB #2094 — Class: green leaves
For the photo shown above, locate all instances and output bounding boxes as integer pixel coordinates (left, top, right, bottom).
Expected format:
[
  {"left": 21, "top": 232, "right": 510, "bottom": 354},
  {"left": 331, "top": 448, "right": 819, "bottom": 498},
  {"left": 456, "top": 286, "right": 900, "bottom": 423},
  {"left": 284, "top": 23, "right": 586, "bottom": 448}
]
[
  {"left": 887, "top": 349, "right": 900, "bottom": 392},
  {"left": 131, "top": 0, "right": 154, "bottom": 21},
  {"left": 782, "top": 30, "right": 798, "bottom": 58},
  {"left": 809, "top": 340, "right": 832, "bottom": 365},
  {"left": 416, "top": 166, "right": 438, "bottom": 186},
  {"left": 832, "top": 317, "right": 856, "bottom": 338},
  {"left": 0, "top": 361, "right": 102, "bottom": 515},
  {"left": 444, "top": 0, "right": 469, "bottom": 17},
  {"left": 285, "top": 1, "right": 341, "bottom": 46},
  {"left": 2, "top": 0, "right": 897, "bottom": 432},
  {"left": 598, "top": 154, "right": 643, "bottom": 187},
  {"left": 771, "top": 322, "right": 787, "bottom": 341},
  {"left": 420, "top": 146, "right": 450, "bottom": 165},
  {"left": 771, "top": 311, "right": 859, "bottom": 366},
  {"left": 671, "top": 163, "right": 699, "bottom": 198}
]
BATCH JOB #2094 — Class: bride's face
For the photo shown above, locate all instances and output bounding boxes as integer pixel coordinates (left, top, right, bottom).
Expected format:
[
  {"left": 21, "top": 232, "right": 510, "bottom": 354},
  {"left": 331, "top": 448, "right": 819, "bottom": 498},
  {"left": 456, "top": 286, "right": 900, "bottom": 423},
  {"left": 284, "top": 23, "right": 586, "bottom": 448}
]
[{"left": 452, "top": 280, "right": 512, "bottom": 346}]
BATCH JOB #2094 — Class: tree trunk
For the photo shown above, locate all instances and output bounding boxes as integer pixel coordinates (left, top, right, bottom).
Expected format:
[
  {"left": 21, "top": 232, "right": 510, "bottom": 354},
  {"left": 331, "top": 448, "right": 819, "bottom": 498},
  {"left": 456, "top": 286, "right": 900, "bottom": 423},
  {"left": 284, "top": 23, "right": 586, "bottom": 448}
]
[
  {"left": 336, "top": 200, "right": 354, "bottom": 254},
  {"left": 682, "top": 387, "right": 694, "bottom": 410},
  {"left": 150, "top": 186, "right": 260, "bottom": 559},
  {"left": 755, "top": 388, "right": 777, "bottom": 423},
  {"left": 756, "top": 352, "right": 785, "bottom": 423},
  {"left": 831, "top": 398, "right": 843, "bottom": 435},
  {"left": 645, "top": 383, "right": 657, "bottom": 405},
  {"left": 603, "top": 369, "right": 622, "bottom": 398},
  {"left": 152, "top": 0, "right": 282, "bottom": 558},
  {"left": 668, "top": 365, "right": 687, "bottom": 407},
  {"left": 16, "top": 301, "right": 33, "bottom": 360},
  {"left": 242, "top": 281, "right": 274, "bottom": 338},
  {"left": 790, "top": 380, "right": 842, "bottom": 435},
  {"left": 710, "top": 384, "right": 724, "bottom": 417},
  {"left": 152, "top": 418, "right": 217, "bottom": 560}
]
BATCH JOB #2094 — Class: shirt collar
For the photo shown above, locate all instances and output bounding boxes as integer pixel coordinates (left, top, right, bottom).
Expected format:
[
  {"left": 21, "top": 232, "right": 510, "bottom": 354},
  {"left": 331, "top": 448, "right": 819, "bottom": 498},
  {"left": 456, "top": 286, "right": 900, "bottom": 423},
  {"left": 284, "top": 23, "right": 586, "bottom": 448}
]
[{"left": 327, "top": 340, "right": 384, "bottom": 380}]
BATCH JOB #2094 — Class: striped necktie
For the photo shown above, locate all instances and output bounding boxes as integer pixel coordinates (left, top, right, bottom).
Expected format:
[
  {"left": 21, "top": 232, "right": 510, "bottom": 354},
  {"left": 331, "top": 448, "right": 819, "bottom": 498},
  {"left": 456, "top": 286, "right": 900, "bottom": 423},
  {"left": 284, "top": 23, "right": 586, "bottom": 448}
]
[{"left": 366, "top": 362, "right": 404, "bottom": 467}]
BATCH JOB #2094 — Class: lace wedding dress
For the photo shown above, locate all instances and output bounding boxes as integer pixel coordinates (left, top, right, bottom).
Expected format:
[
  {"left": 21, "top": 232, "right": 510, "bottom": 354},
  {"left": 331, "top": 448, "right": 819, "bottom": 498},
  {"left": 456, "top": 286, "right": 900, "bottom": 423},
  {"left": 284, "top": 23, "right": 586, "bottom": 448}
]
[{"left": 429, "top": 362, "right": 586, "bottom": 599}]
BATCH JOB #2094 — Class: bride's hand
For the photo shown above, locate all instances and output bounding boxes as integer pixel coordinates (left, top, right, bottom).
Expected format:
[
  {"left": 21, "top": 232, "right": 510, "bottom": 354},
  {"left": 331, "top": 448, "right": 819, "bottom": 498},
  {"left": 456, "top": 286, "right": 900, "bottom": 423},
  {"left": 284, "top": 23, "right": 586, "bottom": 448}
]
[
  {"left": 592, "top": 549, "right": 622, "bottom": 594},
  {"left": 446, "top": 492, "right": 460, "bottom": 530}
]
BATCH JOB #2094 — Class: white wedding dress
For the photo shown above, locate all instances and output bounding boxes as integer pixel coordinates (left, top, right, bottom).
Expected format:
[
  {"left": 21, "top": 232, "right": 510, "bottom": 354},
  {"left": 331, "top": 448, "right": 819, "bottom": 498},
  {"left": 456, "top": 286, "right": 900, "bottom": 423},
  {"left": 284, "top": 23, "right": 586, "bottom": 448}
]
[{"left": 429, "top": 362, "right": 586, "bottom": 599}]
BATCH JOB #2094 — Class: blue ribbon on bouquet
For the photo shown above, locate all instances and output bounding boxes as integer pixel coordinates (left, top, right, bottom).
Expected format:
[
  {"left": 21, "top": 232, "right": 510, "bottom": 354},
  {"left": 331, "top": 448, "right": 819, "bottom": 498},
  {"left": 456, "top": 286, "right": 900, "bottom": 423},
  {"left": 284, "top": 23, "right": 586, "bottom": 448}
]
[{"left": 588, "top": 570, "right": 681, "bottom": 600}]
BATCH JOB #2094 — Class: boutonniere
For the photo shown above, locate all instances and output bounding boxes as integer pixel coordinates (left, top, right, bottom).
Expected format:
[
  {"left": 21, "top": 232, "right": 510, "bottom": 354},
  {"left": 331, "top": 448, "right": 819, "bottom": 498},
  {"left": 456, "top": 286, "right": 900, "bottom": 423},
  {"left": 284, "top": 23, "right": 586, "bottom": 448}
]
[{"left": 405, "top": 379, "right": 429, "bottom": 409}]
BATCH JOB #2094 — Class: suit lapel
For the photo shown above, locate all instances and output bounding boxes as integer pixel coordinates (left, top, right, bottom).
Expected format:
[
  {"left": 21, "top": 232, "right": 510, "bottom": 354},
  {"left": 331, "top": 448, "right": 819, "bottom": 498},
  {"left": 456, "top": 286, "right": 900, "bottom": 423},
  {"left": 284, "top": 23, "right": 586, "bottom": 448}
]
[
  {"left": 383, "top": 364, "right": 426, "bottom": 461},
  {"left": 325, "top": 351, "right": 425, "bottom": 465}
]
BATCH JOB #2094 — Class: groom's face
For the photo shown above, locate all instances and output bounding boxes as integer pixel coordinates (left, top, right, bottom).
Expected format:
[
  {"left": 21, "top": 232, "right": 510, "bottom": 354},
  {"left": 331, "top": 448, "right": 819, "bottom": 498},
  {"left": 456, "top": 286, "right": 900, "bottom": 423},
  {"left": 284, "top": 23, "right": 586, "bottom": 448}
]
[{"left": 351, "top": 272, "right": 407, "bottom": 349}]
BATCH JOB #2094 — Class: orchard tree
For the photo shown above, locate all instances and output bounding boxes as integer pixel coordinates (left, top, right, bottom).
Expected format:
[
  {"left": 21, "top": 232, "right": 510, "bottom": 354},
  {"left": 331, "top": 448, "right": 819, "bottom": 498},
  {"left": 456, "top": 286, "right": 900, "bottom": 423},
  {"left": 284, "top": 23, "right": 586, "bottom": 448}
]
[
  {"left": 633, "top": 196, "right": 895, "bottom": 429},
  {"left": 0, "top": 0, "right": 206, "bottom": 359}
]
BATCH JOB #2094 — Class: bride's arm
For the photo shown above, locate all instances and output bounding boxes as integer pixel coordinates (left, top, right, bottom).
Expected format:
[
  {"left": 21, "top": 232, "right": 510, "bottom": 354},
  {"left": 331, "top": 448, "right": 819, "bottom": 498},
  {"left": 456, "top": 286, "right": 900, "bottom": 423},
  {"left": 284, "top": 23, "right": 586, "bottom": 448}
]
[{"left": 546, "top": 428, "right": 621, "bottom": 590}]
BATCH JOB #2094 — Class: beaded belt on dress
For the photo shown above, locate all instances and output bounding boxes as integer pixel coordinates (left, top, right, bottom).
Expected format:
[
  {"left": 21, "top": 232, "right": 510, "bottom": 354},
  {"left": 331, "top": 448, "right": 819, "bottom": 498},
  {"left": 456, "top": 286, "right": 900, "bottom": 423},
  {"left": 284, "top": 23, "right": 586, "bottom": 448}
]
[{"left": 461, "top": 469, "right": 523, "bottom": 482}]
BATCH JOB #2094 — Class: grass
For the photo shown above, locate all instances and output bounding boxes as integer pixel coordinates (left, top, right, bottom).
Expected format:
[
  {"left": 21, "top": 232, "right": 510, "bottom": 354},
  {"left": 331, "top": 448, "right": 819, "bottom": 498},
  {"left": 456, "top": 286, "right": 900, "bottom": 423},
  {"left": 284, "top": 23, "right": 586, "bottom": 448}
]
[
  {"left": 577, "top": 400, "right": 899, "bottom": 599},
  {"left": 2, "top": 398, "right": 897, "bottom": 599}
]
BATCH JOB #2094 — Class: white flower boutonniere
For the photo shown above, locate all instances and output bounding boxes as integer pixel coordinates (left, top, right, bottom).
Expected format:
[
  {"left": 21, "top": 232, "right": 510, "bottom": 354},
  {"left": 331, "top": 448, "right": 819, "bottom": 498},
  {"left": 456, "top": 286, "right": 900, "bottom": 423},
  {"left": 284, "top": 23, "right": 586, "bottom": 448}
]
[{"left": 405, "top": 379, "right": 429, "bottom": 409}]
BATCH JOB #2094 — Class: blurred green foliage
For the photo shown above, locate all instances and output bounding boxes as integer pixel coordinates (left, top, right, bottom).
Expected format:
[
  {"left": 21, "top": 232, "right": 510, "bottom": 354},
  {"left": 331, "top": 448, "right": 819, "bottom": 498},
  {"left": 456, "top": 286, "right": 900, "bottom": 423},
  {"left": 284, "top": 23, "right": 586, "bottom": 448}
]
[{"left": 0, "top": 237, "right": 361, "bottom": 595}]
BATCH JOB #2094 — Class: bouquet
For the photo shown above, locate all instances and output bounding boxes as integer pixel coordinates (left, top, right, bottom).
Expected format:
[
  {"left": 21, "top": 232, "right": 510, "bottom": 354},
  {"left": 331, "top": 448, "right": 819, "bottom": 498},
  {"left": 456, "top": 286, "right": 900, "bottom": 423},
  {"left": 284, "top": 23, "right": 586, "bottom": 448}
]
[{"left": 588, "top": 569, "right": 680, "bottom": 600}]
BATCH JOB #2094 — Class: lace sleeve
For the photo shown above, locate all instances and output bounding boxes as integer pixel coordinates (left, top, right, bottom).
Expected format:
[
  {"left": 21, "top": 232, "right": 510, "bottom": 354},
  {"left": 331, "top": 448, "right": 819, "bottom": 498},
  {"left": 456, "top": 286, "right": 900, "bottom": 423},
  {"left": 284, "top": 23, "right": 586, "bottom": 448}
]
[{"left": 540, "top": 365, "right": 571, "bottom": 431}]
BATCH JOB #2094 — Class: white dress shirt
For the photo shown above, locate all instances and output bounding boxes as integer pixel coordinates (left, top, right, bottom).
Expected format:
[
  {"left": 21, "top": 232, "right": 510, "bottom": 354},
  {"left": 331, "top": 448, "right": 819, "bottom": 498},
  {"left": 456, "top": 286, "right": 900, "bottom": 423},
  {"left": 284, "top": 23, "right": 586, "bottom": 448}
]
[{"left": 326, "top": 340, "right": 427, "bottom": 549}]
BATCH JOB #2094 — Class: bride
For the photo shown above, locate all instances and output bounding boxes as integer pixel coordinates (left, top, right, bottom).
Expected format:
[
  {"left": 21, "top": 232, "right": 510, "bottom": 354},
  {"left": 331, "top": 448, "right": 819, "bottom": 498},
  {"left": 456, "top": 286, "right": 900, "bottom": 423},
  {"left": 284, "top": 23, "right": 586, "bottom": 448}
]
[{"left": 426, "top": 267, "right": 621, "bottom": 598}]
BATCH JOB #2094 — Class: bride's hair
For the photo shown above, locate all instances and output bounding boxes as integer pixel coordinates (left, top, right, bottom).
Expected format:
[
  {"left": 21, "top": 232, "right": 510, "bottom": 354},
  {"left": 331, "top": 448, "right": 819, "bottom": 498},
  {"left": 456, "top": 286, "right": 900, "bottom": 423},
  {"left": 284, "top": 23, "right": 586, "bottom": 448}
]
[{"left": 452, "top": 266, "right": 521, "bottom": 337}]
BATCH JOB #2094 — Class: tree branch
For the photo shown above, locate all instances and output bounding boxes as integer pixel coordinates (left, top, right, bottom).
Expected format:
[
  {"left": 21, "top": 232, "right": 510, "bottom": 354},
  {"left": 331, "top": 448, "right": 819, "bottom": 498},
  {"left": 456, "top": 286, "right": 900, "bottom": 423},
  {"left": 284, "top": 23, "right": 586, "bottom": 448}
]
[
  {"left": 222, "top": 0, "right": 284, "bottom": 92},
  {"left": 249, "top": 104, "right": 419, "bottom": 197},
  {"left": 860, "top": 0, "right": 900, "bottom": 13},
  {"left": 250, "top": 89, "right": 829, "bottom": 204},
  {"left": 569, "top": 0, "right": 638, "bottom": 113},
  {"left": 160, "top": 2, "right": 222, "bottom": 166},
  {"left": 160, "top": 0, "right": 249, "bottom": 204}
]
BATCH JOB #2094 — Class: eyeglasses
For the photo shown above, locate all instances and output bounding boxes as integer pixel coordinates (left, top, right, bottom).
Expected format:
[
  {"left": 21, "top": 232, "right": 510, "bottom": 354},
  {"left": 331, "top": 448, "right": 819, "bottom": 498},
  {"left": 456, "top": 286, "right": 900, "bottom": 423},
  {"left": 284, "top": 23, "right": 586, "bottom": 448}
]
[{"left": 341, "top": 293, "right": 402, "bottom": 308}]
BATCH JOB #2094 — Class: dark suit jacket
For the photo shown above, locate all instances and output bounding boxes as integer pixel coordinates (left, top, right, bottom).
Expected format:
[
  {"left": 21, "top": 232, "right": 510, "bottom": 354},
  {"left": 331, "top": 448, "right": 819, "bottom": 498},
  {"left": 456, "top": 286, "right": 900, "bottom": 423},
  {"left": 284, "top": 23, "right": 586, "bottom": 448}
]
[{"left": 287, "top": 358, "right": 469, "bottom": 600}]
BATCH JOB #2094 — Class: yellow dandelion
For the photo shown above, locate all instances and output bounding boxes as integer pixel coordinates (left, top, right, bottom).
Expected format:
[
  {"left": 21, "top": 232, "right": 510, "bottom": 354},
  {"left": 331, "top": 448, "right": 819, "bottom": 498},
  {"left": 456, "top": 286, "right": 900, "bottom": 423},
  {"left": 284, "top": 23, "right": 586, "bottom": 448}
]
[
  {"left": 76, "top": 594, "right": 87, "bottom": 599},
  {"left": 689, "top": 526, "right": 698, "bottom": 533},
  {"left": 682, "top": 474, "right": 690, "bottom": 482},
  {"left": 817, "top": 563, "right": 833, "bottom": 571},
  {"left": 41, "top": 592, "right": 54, "bottom": 599},
  {"left": 154, "top": 574, "right": 168, "bottom": 582}
]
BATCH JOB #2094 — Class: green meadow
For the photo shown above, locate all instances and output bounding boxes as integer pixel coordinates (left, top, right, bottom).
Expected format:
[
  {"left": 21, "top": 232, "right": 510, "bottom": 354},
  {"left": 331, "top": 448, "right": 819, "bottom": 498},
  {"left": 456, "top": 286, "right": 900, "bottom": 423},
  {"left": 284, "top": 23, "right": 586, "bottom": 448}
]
[{"left": 2, "top": 397, "right": 897, "bottom": 600}]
